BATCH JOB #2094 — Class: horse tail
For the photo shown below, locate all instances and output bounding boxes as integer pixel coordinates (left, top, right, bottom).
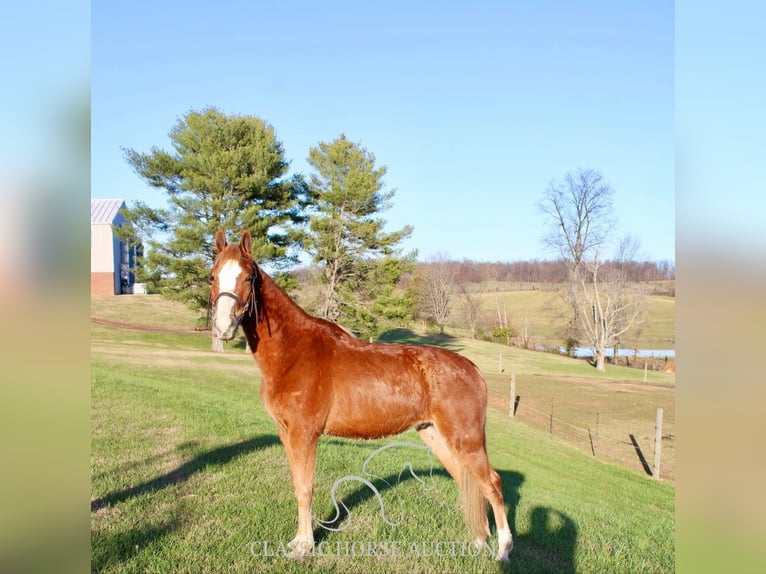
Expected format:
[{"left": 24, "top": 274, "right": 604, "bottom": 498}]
[{"left": 460, "top": 465, "right": 489, "bottom": 543}]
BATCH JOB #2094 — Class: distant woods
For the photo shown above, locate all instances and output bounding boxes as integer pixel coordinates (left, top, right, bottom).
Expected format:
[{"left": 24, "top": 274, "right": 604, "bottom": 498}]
[
  {"left": 292, "top": 257, "right": 675, "bottom": 287},
  {"left": 290, "top": 255, "right": 674, "bottom": 354}
]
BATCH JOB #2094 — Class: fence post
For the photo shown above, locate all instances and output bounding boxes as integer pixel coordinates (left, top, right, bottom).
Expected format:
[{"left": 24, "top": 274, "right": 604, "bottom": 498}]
[
  {"left": 549, "top": 397, "right": 554, "bottom": 435},
  {"left": 509, "top": 373, "right": 516, "bottom": 417},
  {"left": 591, "top": 411, "right": 600, "bottom": 456},
  {"left": 653, "top": 407, "right": 663, "bottom": 479}
]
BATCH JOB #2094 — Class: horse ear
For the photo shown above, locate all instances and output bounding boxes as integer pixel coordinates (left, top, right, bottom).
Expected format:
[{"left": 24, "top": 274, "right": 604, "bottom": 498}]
[
  {"left": 214, "top": 228, "right": 227, "bottom": 252},
  {"left": 240, "top": 229, "right": 252, "bottom": 256}
]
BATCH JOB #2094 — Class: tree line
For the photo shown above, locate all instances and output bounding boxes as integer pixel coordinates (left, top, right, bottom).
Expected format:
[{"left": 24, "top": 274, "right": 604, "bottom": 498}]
[{"left": 409, "top": 258, "right": 674, "bottom": 286}]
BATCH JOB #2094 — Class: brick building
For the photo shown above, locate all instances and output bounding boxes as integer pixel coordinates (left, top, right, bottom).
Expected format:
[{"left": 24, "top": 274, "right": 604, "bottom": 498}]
[{"left": 91, "top": 199, "right": 141, "bottom": 295}]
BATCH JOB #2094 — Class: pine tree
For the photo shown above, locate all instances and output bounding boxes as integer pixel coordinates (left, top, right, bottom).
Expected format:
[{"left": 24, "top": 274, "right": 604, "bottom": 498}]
[
  {"left": 305, "top": 134, "right": 414, "bottom": 337},
  {"left": 120, "top": 107, "right": 308, "bottom": 310}
]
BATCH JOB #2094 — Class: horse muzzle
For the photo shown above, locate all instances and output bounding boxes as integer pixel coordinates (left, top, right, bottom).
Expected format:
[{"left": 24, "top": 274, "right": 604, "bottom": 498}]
[
  {"left": 212, "top": 320, "right": 240, "bottom": 341},
  {"left": 212, "top": 293, "right": 246, "bottom": 340}
]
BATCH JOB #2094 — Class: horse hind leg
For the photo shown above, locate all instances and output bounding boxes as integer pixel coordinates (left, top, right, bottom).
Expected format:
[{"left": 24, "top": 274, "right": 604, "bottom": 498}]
[
  {"left": 418, "top": 424, "right": 492, "bottom": 549},
  {"left": 454, "top": 446, "right": 513, "bottom": 562},
  {"left": 417, "top": 424, "right": 463, "bottom": 485},
  {"left": 484, "top": 465, "right": 513, "bottom": 561},
  {"left": 429, "top": 419, "right": 513, "bottom": 562}
]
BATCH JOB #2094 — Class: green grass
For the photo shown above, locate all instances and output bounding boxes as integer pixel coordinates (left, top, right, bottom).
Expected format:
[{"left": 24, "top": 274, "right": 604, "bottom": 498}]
[
  {"left": 289, "top": 279, "right": 676, "bottom": 351},
  {"left": 91, "top": 295, "right": 205, "bottom": 327},
  {"left": 379, "top": 328, "right": 673, "bottom": 383},
  {"left": 380, "top": 328, "right": 675, "bottom": 480},
  {"left": 94, "top": 281, "right": 675, "bottom": 352},
  {"left": 471, "top": 286, "right": 675, "bottom": 350},
  {"left": 91, "top": 296, "right": 674, "bottom": 573}
]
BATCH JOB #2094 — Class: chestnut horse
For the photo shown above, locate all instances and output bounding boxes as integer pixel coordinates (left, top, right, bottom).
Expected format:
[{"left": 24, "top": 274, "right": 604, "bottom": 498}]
[{"left": 210, "top": 228, "right": 513, "bottom": 562}]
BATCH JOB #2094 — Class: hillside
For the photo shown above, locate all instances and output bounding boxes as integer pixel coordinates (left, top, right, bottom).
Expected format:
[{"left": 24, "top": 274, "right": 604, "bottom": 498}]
[
  {"left": 470, "top": 284, "right": 675, "bottom": 351},
  {"left": 292, "top": 279, "right": 676, "bottom": 352},
  {"left": 92, "top": 295, "right": 675, "bottom": 479},
  {"left": 91, "top": 293, "right": 674, "bottom": 573}
]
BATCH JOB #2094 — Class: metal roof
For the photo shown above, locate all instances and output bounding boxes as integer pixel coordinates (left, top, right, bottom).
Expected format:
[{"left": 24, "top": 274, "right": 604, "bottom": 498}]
[{"left": 91, "top": 199, "right": 126, "bottom": 224}]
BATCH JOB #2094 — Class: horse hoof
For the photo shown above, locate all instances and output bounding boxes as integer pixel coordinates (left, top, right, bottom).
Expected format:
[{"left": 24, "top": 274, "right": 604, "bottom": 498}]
[
  {"left": 495, "top": 538, "right": 513, "bottom": 562},
  {"left": 287, "top": 540, "right": 313, "bottom": 561},
  {"left": 286, "top": 549, "right": 306, "bottom": 562}
]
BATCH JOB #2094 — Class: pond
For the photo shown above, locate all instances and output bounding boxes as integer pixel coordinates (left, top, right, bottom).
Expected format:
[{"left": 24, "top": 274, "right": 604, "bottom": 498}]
[{"left": 544, "top": 346, "right": 676, "bottom": 358}]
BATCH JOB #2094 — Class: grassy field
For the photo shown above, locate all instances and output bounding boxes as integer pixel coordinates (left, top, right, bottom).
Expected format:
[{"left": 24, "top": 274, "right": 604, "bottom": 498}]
[
  {"left": 468, "top": 285, "right": 675, "bottom": 351},
  {"left": 291, "top": 279, "right": 676, "bottom": 351},
  {"left": 91, "top": 295, "right": 674, "bottom": 573},
  {"left": 379, "top": 329, "right": 675, "bottom": 480}
]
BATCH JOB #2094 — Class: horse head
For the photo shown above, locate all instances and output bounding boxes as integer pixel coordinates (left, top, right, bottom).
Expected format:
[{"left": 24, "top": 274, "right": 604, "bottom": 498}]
[{"left": 210, "top": 227, "right": 259, "bottom": 341}]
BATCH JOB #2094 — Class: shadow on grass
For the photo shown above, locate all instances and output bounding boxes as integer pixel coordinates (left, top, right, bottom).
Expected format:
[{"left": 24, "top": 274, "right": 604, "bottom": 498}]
[
  {"left": 629, "top": 433, "right": 653, "bottom": 476},
  {"left": 377, "top": 328, "right": 465, "bottom": 353},
  {"left": 91, "top": 435, "right": 281, "bottom": 572},
  {"left": 495, "top": 469, "right": 578, "bottom": 573},
  {"left": 91, "top": 434, "right": 280, "bottom": 512},
  {"left": 496, "top": 468, "right": 524, "bottom": 534},
  {"left": 91, "top": 516, "right": 182, "bottom": 573},
  {"left": 504, "top": 505, "right": 578, "bottom": 574},
  {"left": 309, "top": 461, "right": 576, "bottom": 573},
  {"left": 312, "top": 466, "right": 456, "bottom": 544}
]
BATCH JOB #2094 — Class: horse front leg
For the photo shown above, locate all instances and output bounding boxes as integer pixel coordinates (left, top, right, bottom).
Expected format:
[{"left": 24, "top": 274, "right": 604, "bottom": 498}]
[{"left": 280, "top": 427, "right": 318, "bottom": 560}]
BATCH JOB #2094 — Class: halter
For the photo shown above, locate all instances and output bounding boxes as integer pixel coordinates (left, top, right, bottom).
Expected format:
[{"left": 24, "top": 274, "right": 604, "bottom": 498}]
[{"left": 212, "top": 264, "right": 259, "bottom": 326}]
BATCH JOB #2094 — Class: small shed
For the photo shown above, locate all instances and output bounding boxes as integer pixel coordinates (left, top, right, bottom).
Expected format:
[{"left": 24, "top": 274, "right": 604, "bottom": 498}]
[{"left": 91, "top": 199, "right": 141, "bottom": 295}]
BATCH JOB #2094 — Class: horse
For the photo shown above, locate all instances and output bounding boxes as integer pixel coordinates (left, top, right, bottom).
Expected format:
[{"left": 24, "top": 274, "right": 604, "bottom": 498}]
[{"left": 210, "top": 228, "right": 513, "bottom": 562}]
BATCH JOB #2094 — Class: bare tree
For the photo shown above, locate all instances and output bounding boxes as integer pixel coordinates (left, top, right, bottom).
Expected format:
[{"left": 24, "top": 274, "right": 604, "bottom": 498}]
[
  {"left": 616, "top": 233, "right": 642, "bottom": 267},
  {"left": 417, "top": 255, "right": 456, "bottom": 334},
  {"left": 456, "top": 283, "right": 482, "bottom": 339},
  {"left": 540, "top": 168, "right": 616, "bottom": 271},
  {"left": 494, "top": 294, "right": 513, "bottom": 345},
  {"left": 519, "top": 310, "right": 531, "bottom": 349},
  {"left": 539, "top": 168, "right": 644, "bottom": 371},
  {"left": 574, "top": 259, "right": 645, "bottom": 370}
]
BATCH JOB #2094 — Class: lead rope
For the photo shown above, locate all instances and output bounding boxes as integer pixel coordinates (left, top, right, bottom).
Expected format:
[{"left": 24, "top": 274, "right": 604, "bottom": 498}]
[
  {"left": 206, "top": 290, "right": 213, "bottom": 328},
  {"left": 246, "top": 263, "right": 259, "bottom": 327}
]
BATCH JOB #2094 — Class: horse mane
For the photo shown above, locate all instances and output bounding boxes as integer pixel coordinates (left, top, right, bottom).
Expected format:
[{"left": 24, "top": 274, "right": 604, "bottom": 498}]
[{"left": 252, "top": 266, "right": 359, "bottom": 344}]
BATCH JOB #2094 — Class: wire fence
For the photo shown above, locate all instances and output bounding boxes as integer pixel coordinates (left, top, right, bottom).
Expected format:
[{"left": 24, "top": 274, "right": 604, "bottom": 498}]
[{"left": 506, "top": 374, "right": 674, "bottom": 480}]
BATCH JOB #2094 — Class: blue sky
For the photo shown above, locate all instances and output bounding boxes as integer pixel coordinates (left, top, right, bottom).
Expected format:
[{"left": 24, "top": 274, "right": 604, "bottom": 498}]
[{"left": 91, "top": 0, "right": 674, "bottom": 263}]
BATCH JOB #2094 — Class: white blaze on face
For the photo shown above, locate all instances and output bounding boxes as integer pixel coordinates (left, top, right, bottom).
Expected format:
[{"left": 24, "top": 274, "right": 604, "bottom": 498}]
[{"left": 214, "top": 260, "right": 243, "bottom": 338}]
